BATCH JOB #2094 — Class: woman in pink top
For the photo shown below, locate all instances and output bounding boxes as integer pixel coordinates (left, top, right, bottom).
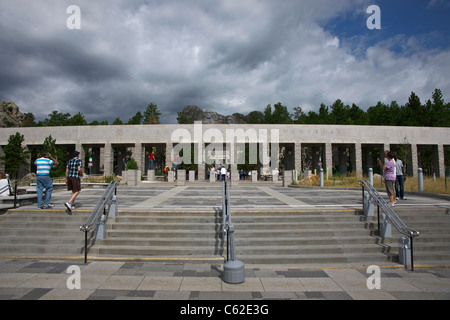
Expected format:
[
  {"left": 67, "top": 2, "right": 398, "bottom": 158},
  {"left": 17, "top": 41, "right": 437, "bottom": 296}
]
[{"left": 378, "top": 150, "right": 397, "bottom": 206}]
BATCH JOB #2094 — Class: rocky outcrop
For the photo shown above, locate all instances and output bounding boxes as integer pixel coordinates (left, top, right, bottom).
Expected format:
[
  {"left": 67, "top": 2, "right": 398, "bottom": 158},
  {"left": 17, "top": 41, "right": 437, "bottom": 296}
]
[
  {"left": 180, "top": 105, "right": 264, "bottom": 124},
  {"left": 0, "top": 101, "right": 25, "bottom": 127}
]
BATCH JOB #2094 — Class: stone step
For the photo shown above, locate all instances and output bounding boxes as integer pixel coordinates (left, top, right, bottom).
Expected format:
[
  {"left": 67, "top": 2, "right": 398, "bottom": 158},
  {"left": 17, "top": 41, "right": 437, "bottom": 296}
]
[{"left": 1, "top": 207, "right": 449, "bottom": 265}]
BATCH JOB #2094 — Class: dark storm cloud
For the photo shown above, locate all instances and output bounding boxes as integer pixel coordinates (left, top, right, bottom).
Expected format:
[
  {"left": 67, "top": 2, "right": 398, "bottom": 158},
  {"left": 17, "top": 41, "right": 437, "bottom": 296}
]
[{"left": 1, "top": 0, "right": 449, "bottom": 124}]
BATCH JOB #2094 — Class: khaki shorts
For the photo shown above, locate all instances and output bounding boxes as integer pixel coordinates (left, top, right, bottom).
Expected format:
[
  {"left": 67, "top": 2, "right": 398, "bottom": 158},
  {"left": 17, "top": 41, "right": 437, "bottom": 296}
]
[
  {"left": 385, "top": 180, "right": 395, "bottom": 197},
  {"left": 67, "top": 177, "right": 81, "bottom": 192}
]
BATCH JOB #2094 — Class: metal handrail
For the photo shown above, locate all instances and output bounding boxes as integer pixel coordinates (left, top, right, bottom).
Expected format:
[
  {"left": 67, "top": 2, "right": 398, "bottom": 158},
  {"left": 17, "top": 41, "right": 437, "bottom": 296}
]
[
  {"left": 222, "top": 180, "right": 237, "bottom": 261},
  {"left": 0, "top": 182, "right": 12, "bottom": 196},
  {"left": 80, "top": 180, "right": 119, "bottom": 262},
  {"left": 1, "top": 180, "right": 21, "bottom": 208},
  {"left": 359, "top": 180, "right": 419, "bottom": 238},
  {"left": 359, "top": 179, "right": 419, "bottom": 271}
]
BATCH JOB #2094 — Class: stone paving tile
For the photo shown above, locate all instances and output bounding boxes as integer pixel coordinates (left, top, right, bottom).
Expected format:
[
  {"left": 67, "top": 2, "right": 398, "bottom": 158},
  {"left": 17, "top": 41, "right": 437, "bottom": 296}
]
[
  {"left": 98, "top": 275, "right": 144, "bottom": 290},
  {"left": 179, "top": 277, "right": 222, "bottom": 292},
  {"left": 299, "top": 277, "right": 344, "bottom": 292},
  {"left": 260, "top": 278, "right": 305, "bottom": 292},
  {"left": 137, "top": 276, "right": 183, "bottom": 291}
]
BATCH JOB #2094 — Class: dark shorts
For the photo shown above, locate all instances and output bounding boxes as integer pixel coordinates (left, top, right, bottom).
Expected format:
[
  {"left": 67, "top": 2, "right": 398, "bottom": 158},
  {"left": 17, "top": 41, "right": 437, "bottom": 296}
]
[
  {"left": 67, "top": 177, "right": 81, "bottom": 192},
  {"left": 385, "top": 180, "right": 395, "bottom": 196}
]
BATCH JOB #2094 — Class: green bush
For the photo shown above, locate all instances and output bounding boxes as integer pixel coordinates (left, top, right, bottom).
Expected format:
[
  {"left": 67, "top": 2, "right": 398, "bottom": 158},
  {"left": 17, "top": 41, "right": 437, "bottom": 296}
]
[{"left": 126, "top": 158, "right": 138, "bottom": 170}]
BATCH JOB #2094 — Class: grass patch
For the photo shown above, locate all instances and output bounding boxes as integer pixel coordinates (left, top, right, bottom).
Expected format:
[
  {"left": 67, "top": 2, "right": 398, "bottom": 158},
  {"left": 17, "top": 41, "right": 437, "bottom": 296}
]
[{"left": 293, "top": 173, "right": 450, "bottom": 195}]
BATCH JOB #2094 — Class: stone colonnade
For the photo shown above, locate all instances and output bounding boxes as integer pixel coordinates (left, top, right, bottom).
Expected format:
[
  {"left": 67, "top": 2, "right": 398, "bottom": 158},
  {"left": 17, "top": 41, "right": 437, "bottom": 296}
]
[{"left": 0, "top": 124, "right": 448, "bottom": 179}]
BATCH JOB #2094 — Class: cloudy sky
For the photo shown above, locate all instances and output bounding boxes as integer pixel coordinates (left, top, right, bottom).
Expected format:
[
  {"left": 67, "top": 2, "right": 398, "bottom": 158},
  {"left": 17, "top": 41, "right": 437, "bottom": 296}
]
[{"left": 1, "top": 0, "right": 449, "bottom": 124}]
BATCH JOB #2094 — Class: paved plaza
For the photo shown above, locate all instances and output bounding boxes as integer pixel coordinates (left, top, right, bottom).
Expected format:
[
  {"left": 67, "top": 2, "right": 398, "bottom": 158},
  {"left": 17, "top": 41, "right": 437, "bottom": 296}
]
[
  {"left": 0, "top": 258, "right": 450, "bottom": 301},
  {"left": 1, "top": 181, "right": 449, "bottom": 302},
  {"left": 14, "top": 180, "right": 450, "bottom": 212}
]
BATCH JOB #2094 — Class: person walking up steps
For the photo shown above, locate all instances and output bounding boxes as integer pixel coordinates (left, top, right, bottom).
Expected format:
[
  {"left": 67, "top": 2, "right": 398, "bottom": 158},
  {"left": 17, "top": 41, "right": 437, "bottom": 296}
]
[
  {"left": 65, "top": 151, "right": 83, "bottom": 212},
  {"left": 34, "top": 151, "right": 59, "bottom": 209}
]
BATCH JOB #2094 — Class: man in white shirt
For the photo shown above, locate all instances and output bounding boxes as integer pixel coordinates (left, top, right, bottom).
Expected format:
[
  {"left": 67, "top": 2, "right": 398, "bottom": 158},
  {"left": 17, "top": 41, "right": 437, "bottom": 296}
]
[{"left": 220, "top": 166, "right": 227, "bottom": 181}]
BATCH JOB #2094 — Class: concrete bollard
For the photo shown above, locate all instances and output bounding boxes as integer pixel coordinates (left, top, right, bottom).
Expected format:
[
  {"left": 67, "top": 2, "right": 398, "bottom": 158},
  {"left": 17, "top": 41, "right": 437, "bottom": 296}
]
[
  {"left": 398, "top": 237, "right": 411, "bottom": 268},
  {"left": 283, "top": 170, "right": 293, "bottom": 187},
  {"left": 177, "top": 169, "right": 186, "bottom": 186},
  {"left": 96, "top": 214, "right": 107, "bottom": 240},
  {"left": 108, "top": 195, "right": 118, "bottom": 218},
  {"left": 368, "top": 168, "right": 373, "bottom": 186},
  {"left": 418, "top": 168, "right": 424, "bottom": 192},
  {"left": 168, "top": 171, "right": 175, "bottom": 182},
  {"left": 147, "top": 169, "right": 155, "bottom": 181},
  {"left": 251, "top": 170, "right": 258, "bottom": 182},
  {"left": 188, "top": 170, "right": 195, "bottom": 182},
  {"left": 380, "top": 213, "right": 392, "bottom": 238},
  {"left": 272, "top": 170, "right": 279, "bottom": 182},
  {"left": 364, "top": 194, "right": 374, "bottom": 217}
]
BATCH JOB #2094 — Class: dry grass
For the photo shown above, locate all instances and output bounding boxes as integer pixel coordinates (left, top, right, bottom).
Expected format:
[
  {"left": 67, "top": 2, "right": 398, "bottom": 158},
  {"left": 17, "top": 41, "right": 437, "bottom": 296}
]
[{"left": 293, "top": 173, "right": 450, "bottom": 195}]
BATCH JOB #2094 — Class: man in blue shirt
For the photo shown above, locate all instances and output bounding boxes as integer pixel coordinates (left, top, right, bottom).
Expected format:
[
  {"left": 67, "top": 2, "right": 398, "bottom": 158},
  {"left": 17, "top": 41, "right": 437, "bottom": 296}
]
[
  {"left": 65, "top": 151, "right": 83, "bottom": 211},
  {"left": 34, "top": 151, "right": 59, "bottom": 209}
]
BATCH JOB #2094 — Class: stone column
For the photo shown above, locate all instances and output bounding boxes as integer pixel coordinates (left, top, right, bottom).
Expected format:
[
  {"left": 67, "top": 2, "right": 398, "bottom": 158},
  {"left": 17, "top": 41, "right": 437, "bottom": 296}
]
[
  {"left": 103, "top": 143, "right": 114, "bottom": 176},
  {"left": 411, "top": 143, "right": 418, "bottom": 177},
  {"left": 197, "top": 143, "right": 206, "bottom": 181},
  {"left": 355, "top": 142, "right": 363, "bottom": 178},
  {"left": 294, "top": 142, "right": 302, "bottom": 173},
  {"left": 438, "top": 144, "right": 445, "bottom": 178},
  {"left": 76, "top": 143, "right": 84, "bottom": 173},
  {"left": 165, "top": 142, "right": 173, "bottom": 167},
  {"left": 132, "top": 142, "right": 144, "bottom": 172},
  {"left": 325, "top": 143, "right": 332, "bottom": 179}
]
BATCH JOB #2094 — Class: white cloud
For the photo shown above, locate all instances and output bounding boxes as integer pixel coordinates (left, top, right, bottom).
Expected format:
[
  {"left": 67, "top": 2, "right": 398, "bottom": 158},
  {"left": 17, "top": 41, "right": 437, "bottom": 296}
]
[{"left": 0, "top": 0, "right": 449, "bottom": 123}]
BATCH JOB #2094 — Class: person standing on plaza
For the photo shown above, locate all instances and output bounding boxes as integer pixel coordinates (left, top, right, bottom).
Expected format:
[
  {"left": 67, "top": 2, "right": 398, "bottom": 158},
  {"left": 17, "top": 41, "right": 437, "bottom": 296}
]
[
  {"left": 123, "top": 154, "right": 130, "bottom": 170},
  {"left": 377, "top": 150, "right": 397, "bottom": 207},
  {"left": 220, "top": 166, "right": 227, "bottom": 181},
  {"left": 34, "top": 151, "right": 59, "bottom": 209},
  {"left": 148, "top": 150, "right": 155, "bottom": 170},
  {"left": 65, "top": 151, "right": 83, "bottom": 212},
  {"left": 394, "top": 152, "right": 407, "bottom": 200}
]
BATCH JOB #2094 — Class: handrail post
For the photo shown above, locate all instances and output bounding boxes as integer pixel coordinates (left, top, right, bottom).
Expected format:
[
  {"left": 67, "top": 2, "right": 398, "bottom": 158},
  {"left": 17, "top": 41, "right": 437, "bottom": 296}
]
[
  {"left": 410, "top": 235, "right": 414, "bottom": 271},
  {"left": 361, "top": 184, "right": 365, "bottom": 212},
  {"left": 377, "top": 205, "right": 380, "bottom": 232},
  {"left": 222, "top": 180, "right": 245, "bottom": 284},
  {"left": 84, "top": 230, "right": 88, "bottom": 264},
  {"left": 13, "top": 181, "right": 18, "bottom": 209}
]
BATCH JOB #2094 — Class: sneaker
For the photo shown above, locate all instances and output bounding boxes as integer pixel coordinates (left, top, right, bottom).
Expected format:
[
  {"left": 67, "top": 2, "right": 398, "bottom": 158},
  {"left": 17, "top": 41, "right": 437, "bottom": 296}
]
[
  {"left": 45, "top": 204, "right": 54, "bottom": 209},
  {"left": 401, "top": 197, "right": 407, "bottom": 200},
  {"left": 65, "top": 202, "right": 72, "bottom": 211}
]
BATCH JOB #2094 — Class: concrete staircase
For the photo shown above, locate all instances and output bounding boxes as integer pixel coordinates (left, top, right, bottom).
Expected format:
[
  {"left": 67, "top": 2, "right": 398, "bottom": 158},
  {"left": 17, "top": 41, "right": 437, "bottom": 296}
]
[
  {"left": 389, "top": 207, "right": 450, "bottom": 265},
  {"left": 0, "top": 210, "right": 89, "bottom": 258},
  {"left": 91, "top": 207, "right": 450, "bottom": 266},
  {"left": 1, "top": 207, "right": 449, "bottom": 266}
]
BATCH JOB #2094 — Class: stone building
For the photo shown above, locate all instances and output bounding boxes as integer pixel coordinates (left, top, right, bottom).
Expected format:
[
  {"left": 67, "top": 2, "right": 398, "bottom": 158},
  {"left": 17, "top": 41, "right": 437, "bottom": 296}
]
[{"left": 0, "top": 123, "right": 448, "bottom": 179}]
